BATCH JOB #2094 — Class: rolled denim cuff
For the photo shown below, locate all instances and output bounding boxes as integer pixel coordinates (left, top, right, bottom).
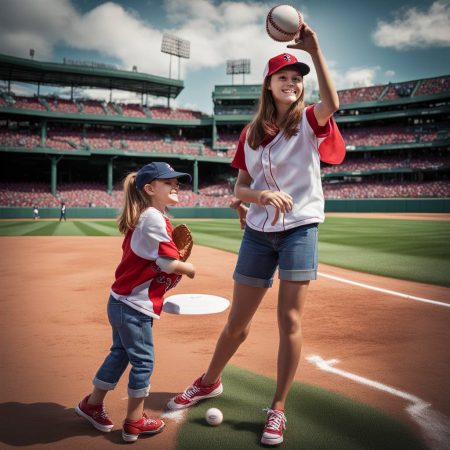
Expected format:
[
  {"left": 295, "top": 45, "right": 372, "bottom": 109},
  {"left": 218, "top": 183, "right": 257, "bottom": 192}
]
[
  {"left": 128, "top": 384, "right": 151, "bottom": 398},
  {"left": 233, "top": 271, "right": 273, "bottom": 288},
  {"left": 93, "top": 376, "right": 117, "bottom": 391},
  {"left": 279, "top": 268, "right": 317, "bottom": 281}
]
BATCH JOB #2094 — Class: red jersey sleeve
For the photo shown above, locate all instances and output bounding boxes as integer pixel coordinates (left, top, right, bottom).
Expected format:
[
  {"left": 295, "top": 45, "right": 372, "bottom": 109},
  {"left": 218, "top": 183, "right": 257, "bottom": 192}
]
[
  {"left": 159, "top": 219, "right": 180, "bottom": 259},
  {"left": 230, "top": 127, "right": 248, "bottom": 171},
  {"left": 306, "top": 104, "right": 346, "bottom": 165}
]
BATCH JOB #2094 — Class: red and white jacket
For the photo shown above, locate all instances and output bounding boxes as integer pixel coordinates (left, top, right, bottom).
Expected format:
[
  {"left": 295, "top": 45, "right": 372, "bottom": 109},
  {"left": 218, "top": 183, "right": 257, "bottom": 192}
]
[
  {"left": 231, "top": 104, "right": 345, "bottom": 232},
  {"left": 110, "top": 207, "right": 181, "bottom": 319}
]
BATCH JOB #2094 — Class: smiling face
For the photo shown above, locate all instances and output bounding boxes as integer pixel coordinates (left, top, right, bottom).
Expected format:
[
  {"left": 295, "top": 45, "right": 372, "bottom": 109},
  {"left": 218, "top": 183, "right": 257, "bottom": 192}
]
[
  {"left": 268, "top": 68, "right": 304, "bottom": 108},
  {"left": 143, "top": 177, "right": 180, "bottom": 212}
]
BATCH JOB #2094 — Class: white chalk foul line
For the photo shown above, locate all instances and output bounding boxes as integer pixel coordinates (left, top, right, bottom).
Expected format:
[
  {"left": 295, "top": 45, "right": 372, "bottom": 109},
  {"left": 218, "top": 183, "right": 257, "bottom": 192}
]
[
  {"left": 307, "top": 355, "right": 450, "bottom": 450},
  {"left": 161, "top": 408, "right": 187, "bottom": 423},
  {"left": 121, "top": 397, "right": 188, "bottom": 424},
  {"left": 318, "top": 272, "right": 450, "bottom": 308}
]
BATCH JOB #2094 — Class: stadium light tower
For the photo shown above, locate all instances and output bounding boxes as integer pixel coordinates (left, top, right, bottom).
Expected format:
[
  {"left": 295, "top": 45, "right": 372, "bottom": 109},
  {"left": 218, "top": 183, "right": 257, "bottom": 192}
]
[
  {"left": 226, "top": 59, "right": 251, "bottom": 85},
  {"left": 161, "top": 33, "right": 190, "bottom": 80}
]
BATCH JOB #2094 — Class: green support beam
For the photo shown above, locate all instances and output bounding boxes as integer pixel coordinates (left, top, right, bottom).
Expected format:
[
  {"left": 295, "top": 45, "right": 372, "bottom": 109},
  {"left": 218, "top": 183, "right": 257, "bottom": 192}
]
[
  {"left": 107, "top": 158, "right": 114, "bottom": 194},
  {"left": 41, "top": 121, "right": 47, "bottom": 147},
  {"left": 50, "top": 157, "right": 58, "bottom": 195},
  {"left": 193, "top": 160, "right": 198, "bottom": 194}
]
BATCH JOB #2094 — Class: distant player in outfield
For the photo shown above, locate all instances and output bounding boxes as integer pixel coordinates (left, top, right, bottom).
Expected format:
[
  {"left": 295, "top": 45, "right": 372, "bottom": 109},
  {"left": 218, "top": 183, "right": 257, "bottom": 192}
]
[
  {"left": 76, "top": 162, "right": 195, "bottom": 443},
  {"left": 59, "top": 202, "right": 66, "bottom": 221},
  {"left": 167, "top": 23, "right": 345, "bottom": 446},
  {"left": 33, "top": 205, "right": 39, "bottom": 220}
]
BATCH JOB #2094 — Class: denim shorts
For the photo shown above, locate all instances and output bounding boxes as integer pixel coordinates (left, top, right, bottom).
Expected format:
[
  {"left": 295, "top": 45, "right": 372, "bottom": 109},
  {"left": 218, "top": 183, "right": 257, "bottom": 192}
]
[
  {"left": 93, "top": 296, "right": 155, "bottom": 398},
  {"left": 233, "top": 223, "right": 318, "bottom": 288}
]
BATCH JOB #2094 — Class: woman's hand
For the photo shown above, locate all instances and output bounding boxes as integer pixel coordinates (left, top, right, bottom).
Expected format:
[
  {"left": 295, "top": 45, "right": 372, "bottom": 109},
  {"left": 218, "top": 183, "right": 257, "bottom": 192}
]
[
  {"left": 259, "top": 190, "right": 293, "bottom": 225},
  {"left": 230, "top": 198, "right": 248, "bottom": 229},
  {"left": 287, "top": 23, "right": 319, "bottom": 54}
]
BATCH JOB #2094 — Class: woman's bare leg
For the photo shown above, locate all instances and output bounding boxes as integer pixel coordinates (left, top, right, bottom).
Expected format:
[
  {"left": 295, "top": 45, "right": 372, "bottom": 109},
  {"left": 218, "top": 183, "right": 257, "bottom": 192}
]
[
  {"left": 202, "top": 282, "right": 268, "bottom": 385},
  {"left": 271, "top": 280, "right": 309, "bottom": 410}
]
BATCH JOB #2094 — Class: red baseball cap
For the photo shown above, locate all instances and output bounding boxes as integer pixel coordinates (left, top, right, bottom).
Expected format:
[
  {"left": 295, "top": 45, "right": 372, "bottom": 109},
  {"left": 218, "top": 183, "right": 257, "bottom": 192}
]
[{"left": 263, "top": 53, "right": 310, "bottom": 79}]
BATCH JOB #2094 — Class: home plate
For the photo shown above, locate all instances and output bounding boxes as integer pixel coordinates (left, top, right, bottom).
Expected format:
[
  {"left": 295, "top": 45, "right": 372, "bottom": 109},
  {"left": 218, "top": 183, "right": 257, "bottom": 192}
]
[{"left": 163, "top": 293, "right": 230, "bottom": 315}]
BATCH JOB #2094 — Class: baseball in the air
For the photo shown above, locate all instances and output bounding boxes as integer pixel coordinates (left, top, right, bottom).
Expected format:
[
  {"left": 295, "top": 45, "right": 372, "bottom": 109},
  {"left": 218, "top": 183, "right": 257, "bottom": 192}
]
[
  {"left": 205, "top": 407, "right": 223, "bottom": 426},
  {"left": 266, "top": 4, "right": 303, "bottom": 42}
]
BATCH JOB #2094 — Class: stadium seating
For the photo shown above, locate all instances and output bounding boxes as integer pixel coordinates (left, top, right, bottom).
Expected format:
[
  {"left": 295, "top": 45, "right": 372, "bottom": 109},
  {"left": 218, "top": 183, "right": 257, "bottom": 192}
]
[
  {"left": 2, "top": 179, "right": 448, "bottom": 209},
  {"left": 414, "top": 76, "right": 450, "bottom": 97},
  {"left": 119, "top": 103, "right": 147, "bottom": 118},
  {"left": 321, "top": 155, "right": 450, "bottom": 174},
  {"left": 341, "top": 125, "right": 444, "bottom": 147},
  {"left": 0, "top": 128, "right": 40, "bottom": 148},
  {"left": 338, "top": 85, "right": 385, "bottom": 104},
  {"left": 82, "top": 100, "right": 105, "bottom": 115},
  {"left": 149, "top": 107, "right": 203, "bottom": 120},
  {"left": 323, "top": 181, "right": 450, "bottom": 199},
  {"left": 13, "top": 96, "right": 46, "bottom": 111},
  {"left": 49, "top": 98, "right": 80, "bottom": 113}
]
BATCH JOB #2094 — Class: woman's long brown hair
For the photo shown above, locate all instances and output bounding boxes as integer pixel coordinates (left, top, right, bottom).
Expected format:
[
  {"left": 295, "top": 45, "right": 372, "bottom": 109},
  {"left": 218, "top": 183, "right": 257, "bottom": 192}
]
[
  {"left": 247, "top": 76, "right": 305, "bottom": 149},
  {"left": 117, "top": 172, "right": 152, "bottom": 234}
]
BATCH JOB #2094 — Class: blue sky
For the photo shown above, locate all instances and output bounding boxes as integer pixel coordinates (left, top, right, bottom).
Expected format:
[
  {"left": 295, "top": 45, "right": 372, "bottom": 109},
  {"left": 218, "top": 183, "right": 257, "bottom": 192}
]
[{"left": 1, "top": 0, "right": 449, "bottom": 113}]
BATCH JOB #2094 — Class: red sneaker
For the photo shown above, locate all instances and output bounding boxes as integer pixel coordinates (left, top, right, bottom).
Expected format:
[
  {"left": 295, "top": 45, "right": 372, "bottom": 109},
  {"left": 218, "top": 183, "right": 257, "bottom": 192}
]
[
  {"left": 166, "top": 374, "right": 223, "bottom": 410},
  {"left": 75, "top": 395, "right": 114, "bottom": 432},
  {"left": 261, "top": 408, "right": 287, "bottom": 446},
  {"left": 122, "top": 413, "right": 165, "bottom": 442}
]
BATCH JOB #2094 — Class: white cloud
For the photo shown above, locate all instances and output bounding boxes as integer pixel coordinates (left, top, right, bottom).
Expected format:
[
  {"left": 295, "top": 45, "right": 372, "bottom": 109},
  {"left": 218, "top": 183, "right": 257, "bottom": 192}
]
[
  {"left": 372, "top": 1, "right": 450, "bottom": 50},
  {"left": 332, "top": 66, "right": 381, "bottom": 89},
  {"left": 0, "top": 0, "right": 77, "bottom": 59},
  {"left": 0, "top": 0, "right": 350, "bottom": 108},
  {"left": 0, "top": 0, "right": 294, "bottom": 80},
  {"left": 384, "top": 70, "right": 396, "bottom": 78}
]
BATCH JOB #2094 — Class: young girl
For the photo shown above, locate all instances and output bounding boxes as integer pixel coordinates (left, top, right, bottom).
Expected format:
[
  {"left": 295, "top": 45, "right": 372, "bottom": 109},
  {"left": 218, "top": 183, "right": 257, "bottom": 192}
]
[
  {"left": 76, "top": 161, "right": 195, "bottom": 443},
  {"left": 167, "top": 24, "right": 345, "bottom": 446}
]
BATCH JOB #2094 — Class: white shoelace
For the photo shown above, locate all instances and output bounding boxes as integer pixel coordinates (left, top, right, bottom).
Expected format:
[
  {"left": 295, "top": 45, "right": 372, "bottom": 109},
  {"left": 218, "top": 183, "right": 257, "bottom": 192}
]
[
  {"left": 263, "top": 408, "right": 287, "bottom": 431},
  {"left": 181, "top": 384, "right": 200, "bottom": 400},
  {"left": 142, "top": 413, "right": 158, "bottom": 425}
]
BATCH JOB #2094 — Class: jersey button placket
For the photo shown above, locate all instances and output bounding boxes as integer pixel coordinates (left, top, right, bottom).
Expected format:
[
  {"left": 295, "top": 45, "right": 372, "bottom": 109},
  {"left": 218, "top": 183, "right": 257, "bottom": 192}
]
[{"left": 263, "top": 147, "right": 276, "bottom": 190}]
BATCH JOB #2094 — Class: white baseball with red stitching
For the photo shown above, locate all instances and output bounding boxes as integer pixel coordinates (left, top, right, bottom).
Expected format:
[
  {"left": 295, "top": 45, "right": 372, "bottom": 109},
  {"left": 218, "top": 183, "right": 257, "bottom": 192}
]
[{"left": 266, "top": 4, "right": 303, "bottom": 42}]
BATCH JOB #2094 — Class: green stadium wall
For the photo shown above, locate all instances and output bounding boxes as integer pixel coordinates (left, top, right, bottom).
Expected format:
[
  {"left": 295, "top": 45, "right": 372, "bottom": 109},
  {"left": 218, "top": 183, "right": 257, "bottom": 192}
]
[{"left": 1, "top": 199, "right": 449, "bottom": 219}]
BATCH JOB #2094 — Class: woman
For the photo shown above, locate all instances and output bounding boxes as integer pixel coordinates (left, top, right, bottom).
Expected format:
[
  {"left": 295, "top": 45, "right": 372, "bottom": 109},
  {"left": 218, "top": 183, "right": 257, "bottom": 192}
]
[{"left": 167, "top": 23, "right": 345, "bottom": 447}]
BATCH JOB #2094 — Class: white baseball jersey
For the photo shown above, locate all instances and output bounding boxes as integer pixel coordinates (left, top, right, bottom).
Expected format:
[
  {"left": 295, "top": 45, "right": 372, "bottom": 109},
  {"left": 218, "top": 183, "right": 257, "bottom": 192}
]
[{"left": 231, "top": 105, "right": 345, "bottom": 232}]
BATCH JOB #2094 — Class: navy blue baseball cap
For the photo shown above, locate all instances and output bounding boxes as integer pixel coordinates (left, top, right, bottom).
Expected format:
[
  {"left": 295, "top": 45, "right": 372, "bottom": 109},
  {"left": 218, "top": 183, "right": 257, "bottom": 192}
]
[{"left": 136, "top": 162, "right": 192, "bottom": 189}]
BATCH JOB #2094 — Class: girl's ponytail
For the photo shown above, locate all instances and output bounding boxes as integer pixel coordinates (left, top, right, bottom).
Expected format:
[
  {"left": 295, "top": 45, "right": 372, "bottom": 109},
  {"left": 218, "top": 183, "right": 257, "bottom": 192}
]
[{"left": 117, "top": 172, "right": 151, "bottom": 234}]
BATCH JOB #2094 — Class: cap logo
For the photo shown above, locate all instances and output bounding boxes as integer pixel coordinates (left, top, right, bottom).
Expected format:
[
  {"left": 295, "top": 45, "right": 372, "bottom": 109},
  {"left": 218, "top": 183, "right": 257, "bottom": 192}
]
[
  {"left": 165, "top": 163, "right": 174, "bottom": 172},
  {"left": 283, "top": 54, "right": 291, "bottom": 61}
]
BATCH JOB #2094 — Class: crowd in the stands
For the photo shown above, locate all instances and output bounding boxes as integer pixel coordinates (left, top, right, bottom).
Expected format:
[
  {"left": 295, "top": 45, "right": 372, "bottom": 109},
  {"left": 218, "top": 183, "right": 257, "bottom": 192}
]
[
  {"left": 1, "top": 179, "right": 448, "bottom": 209},
  {"left": 1, "top": 75, "right": 448, "bottom": 117},
  {"left": 323, "top": 181, "right": 449, "bottom": 199},
  {"left": 1, "top": 75, "right": 448, "bottom": 208},
  {"left": 2, "top": 123, "right": 447, "bottom": 157},
  {"left": 321, "top": 155, "right": 450, "bottom": 174},
  {"left": 340, "top": 125, "right": 447, "bottom": 147},
  {"left": 0, "top": 93, "right": 205, "bottom": 119},
  {"left": 337, "top": 75, "right": 450, "bottom": 105},
  {"left": 0, "top": 182, "right": 234, "bottom": 208}
]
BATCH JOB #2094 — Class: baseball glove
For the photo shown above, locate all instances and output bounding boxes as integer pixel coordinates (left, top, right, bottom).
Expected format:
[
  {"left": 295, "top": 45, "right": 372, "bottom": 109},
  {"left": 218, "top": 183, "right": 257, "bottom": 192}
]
[{"left": 172, "top": 224, "right": 193, "bottom": 262}]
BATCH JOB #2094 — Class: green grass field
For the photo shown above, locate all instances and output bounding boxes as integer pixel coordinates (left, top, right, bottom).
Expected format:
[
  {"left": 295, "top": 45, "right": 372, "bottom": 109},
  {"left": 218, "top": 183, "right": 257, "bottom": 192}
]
[
  {"left": 0, "top": 217, "right": 449, "bottom": 286},
  {"left": 176, "top": 365, "right": 426, "bottom": 450}
]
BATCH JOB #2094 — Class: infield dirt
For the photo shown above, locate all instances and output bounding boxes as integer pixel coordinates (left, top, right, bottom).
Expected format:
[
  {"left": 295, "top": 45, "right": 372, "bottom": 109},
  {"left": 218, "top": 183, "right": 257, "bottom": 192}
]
[{"left": 0, "top": 236, "right": 448, "bottom": 449}]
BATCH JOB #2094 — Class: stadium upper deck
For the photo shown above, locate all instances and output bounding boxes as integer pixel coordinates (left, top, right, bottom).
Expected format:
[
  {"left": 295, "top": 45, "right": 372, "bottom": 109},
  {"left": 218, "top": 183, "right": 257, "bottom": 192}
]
[{"left": 0, "top": 52, "right": 449, "bottom": 206}]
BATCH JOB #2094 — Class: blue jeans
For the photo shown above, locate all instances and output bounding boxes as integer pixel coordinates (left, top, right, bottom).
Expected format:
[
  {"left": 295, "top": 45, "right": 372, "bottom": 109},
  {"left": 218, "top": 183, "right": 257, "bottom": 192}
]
[
  {"left": 93, "top": 296, "right": 154, "bottom": 398},
  {"left": 233, "top": 223, "right": 318, "bottom": 288}
]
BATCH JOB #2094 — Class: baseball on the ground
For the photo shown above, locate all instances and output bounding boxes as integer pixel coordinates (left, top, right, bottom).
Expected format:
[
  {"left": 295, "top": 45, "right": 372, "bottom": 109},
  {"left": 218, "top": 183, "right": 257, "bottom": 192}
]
[
  {"left": 205, "top": 407, "right": 223, "bottom": 426},
  {"left": 266, "top": 4, "right": 303, "bottom": 42}
]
